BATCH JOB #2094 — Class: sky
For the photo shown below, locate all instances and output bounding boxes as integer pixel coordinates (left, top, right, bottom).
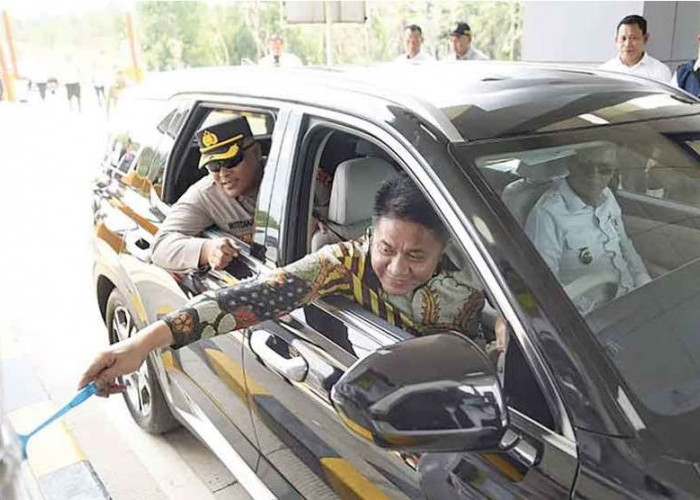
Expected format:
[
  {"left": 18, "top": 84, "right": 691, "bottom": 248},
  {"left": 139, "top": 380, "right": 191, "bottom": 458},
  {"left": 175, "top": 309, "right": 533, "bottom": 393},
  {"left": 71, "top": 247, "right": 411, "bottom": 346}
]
[{"left": 0, "top": 0, "right": 128, "bottom": 20}]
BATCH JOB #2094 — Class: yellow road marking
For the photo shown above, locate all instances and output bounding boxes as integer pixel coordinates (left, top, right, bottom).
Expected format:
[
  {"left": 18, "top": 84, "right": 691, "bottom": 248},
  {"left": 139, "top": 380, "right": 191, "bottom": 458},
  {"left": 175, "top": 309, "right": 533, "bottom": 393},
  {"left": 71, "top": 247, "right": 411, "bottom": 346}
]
[
  {"left": 160, "top": 350, "right": 176, "bottom": 371},
  {"left": 8, "top": 401, "right": 85, "bottom": 477},
  {"left": 203, "top": 342, "right": 268, "bottom": 396},
  {"left": 321, "top": 457, "right": 390, "bottom": 500},
  {"left": 132, "top": 295, "right": 147, "bottom": 322}
]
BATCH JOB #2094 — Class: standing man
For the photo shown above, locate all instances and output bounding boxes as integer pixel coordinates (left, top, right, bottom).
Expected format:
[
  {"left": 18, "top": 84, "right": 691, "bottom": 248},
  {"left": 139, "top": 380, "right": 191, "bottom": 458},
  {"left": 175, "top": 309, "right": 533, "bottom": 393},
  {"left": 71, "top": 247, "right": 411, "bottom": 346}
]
[
  {"left": 444, "top": 22, "right": 488, "bottom": 61},
  {"left": 151, "top": 115, "right": 263, "bottom": 273},
  {"left": 672, "top": 34, "right": 700, "bottom": 96},
  {"left": 600, "top": 15, "right": 671, "bottom": 82},
  {"left": 394, "top": 24, "right": 435, "bottom": 63},
  {"left": 258, "top": 34, "right": 302, "bottom": 68}
]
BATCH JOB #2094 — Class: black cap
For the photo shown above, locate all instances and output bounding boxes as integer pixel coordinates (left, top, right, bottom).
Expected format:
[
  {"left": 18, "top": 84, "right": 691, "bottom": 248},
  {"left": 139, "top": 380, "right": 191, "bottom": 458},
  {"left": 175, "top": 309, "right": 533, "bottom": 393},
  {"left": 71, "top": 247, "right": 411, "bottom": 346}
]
[
  {"left": 450, "top": 22, "right": 471, "bottom": 36},
  {"left": 196, "top": 115, "right": 253, "bottom": 169}
]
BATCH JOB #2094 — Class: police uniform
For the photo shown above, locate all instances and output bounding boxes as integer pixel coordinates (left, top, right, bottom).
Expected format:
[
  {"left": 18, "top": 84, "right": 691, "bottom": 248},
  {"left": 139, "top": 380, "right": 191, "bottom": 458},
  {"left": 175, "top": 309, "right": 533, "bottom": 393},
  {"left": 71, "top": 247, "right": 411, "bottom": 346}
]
[
  {"left": 151, "top": 115, "right": 258, "bottom": 272},
  {"left": 525, "top": 180, "right": 650, "bottom": 314}
]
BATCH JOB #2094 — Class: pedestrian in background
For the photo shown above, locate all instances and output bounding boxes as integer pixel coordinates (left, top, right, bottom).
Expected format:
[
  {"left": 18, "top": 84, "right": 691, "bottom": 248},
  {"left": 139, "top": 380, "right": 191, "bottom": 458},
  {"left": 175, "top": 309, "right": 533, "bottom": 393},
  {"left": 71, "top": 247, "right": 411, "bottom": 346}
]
[
  {"left": 672, "top": 33, "right": 700, "bottom": 97},
  {"left": 92, "top": 66, "right": 107, "bottom": 107},
  {"left": 443, "top": 22, "right": 489, "bottom": 61},
  {"left": 600, "top": 15, "right": 671, "bottom": 82},
  {"left": 32, "top": 67, "right": 49, "bottom": 102},
  {"left": 393, "top": 24, "right": 435, "bottom": 63},
  {"left": 258, "top": 34, "right": 302, "bottom": 68},
  {"left": 63, "top": 60, "right": 82, "bottom": 113},
  {"left": 106, "top": 69, "right": 126, "bottom": 116}
]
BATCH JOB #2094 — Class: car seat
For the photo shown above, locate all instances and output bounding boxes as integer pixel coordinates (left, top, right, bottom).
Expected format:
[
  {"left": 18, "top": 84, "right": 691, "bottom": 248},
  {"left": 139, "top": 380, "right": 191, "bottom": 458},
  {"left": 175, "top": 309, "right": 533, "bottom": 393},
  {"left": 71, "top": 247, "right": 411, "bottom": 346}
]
[
  {"left": 501, "top": 153, "right": 573, "bottom": 226},
  {"left": 311, "top": 157, "right": 398, "bottom": 251}
]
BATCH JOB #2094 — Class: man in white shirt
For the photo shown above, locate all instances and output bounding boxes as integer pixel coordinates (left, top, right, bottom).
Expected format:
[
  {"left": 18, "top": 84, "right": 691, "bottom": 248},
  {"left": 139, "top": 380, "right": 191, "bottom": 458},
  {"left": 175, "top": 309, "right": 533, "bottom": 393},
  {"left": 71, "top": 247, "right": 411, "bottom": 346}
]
[
  {"left": 258, "top": 34, "right": 303, "bottom": 68},
  {"left": 393, "top": 24, "right": 435, "bottom": 63},
  {"left": 600, "top": 15, "right": 671, "bottom": 83},
  {"left": 525, "top": 146, "right": 650, "bottom": 314},
  {"left": 443, "top": 22, "right": 489, "bottom": 61}
]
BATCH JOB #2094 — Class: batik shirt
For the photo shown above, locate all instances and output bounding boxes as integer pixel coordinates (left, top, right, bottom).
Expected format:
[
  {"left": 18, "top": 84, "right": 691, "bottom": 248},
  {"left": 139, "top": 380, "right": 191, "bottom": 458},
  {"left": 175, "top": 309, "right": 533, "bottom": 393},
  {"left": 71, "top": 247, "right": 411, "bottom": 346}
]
[{"left": 163, "top": 237, "right": 485, "bottom": 349}]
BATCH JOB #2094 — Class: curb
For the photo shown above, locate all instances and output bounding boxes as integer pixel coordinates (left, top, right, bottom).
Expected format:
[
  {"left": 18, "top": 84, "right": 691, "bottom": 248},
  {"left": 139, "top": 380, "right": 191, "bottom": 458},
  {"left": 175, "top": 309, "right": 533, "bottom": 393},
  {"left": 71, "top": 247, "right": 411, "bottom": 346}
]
[{"left": 2, "top": 355, "right": 110, "bottom": 499}]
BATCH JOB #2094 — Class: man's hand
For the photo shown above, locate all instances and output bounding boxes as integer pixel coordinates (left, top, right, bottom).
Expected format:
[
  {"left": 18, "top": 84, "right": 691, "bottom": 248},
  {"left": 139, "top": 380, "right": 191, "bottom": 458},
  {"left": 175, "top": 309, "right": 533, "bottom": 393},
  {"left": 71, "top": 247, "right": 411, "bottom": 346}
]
[
  {"left": 494, "top": 316, "right": 508, "bottom": 353},
  {"left": 200, "top": 237, "right": 240, "bottom": 270},
  {"left": 78, "top": 321, "right": 174, "bottom": 398},
  {"left": 78, "top": 336, "right": 149, "bottom": 397}
]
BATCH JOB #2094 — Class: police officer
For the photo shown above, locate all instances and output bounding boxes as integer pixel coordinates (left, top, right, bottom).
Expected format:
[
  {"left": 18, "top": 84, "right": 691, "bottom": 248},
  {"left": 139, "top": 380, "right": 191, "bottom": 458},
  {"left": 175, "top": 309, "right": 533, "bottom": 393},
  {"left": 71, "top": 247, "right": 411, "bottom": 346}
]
[
  {"left": 151, "top": 115, "right": 263, "bottom": 272},
  {"left": 524, "top": 146, "right": 650, "bottom": 314}
]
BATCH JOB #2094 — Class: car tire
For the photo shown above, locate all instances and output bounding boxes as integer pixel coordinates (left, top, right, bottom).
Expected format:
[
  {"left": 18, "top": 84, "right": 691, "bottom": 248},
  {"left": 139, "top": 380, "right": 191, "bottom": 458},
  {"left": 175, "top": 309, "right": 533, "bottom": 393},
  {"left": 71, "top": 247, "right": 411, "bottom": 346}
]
[{"left": 105, "top": 289, "right": 179, "bottom": 434}]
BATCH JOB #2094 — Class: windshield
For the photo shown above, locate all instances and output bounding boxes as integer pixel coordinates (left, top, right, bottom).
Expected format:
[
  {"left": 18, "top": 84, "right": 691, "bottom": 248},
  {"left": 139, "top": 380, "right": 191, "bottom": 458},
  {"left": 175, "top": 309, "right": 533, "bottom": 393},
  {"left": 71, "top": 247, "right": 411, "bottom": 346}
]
[{"left": 461, "top": 114, "right": 700, "bottom": 419}]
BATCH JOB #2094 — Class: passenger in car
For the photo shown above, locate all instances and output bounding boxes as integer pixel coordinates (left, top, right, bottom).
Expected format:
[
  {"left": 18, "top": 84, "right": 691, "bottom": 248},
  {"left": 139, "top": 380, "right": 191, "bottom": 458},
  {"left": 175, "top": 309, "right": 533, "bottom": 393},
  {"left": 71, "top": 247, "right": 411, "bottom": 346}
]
[
  {"left": 80, "top": 175, "right": 505, "bottom": 396},
  {"left": 151, "top": 115, "right": 262, "bottom": 273},
  {"left": 525, "top": 146, "right": 651, "bottom": 314}
]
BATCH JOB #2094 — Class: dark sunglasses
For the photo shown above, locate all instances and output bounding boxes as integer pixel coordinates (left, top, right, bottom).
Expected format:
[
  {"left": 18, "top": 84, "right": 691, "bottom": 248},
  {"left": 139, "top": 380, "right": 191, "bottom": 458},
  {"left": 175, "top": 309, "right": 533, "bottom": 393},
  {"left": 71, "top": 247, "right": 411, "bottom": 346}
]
[{"left": 205, "top": 143, "right": 255, "bottom": 173}]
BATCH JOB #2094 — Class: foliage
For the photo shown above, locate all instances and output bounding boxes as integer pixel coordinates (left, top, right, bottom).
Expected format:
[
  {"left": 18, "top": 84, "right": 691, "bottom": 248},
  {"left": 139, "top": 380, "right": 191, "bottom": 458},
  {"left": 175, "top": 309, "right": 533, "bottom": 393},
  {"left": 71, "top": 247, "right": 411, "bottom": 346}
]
[
  {"left": 11, "top": 1, "right": 522, "bottom": 75},
  {"left": 134, "top": 0, "right": 521, "bottom": 70}
]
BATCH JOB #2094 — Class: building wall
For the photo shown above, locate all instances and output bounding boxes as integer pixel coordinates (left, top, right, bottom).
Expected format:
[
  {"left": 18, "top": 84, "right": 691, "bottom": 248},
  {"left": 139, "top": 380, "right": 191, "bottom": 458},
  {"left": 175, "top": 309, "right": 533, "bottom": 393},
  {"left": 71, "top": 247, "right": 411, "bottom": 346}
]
[{"left": 522, "top": 1, "right": 700, "bottom": 70}]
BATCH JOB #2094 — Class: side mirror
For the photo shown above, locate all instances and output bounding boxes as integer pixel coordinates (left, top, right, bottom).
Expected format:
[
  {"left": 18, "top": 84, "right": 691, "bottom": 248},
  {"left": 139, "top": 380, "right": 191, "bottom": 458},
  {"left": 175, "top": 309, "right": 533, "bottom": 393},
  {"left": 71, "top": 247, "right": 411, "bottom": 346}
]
[{"left": 331, "top": 333, "right": 508, "bottom": 453}]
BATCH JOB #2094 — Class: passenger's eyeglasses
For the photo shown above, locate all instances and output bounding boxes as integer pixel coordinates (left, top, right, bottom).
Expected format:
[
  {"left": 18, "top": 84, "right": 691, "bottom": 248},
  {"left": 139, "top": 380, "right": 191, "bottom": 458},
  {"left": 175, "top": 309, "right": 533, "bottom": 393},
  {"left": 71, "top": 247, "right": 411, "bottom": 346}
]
[
  {"left": 205, "top": 143, "right": 255, "bottom": 173},
  {"left": 579, "top": 161, "right": 615, "bottom": 176}
]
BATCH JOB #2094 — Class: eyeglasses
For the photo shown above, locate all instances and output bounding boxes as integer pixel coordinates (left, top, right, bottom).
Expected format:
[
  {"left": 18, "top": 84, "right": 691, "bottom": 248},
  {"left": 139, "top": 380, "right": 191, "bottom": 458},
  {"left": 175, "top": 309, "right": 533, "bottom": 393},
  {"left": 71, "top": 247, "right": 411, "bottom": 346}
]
[
  {"left": 578, "top": 160, "right": 615, "bottom": 176},
  {"left": 205, "top": 142, "right": 255, "bottom": 173}
]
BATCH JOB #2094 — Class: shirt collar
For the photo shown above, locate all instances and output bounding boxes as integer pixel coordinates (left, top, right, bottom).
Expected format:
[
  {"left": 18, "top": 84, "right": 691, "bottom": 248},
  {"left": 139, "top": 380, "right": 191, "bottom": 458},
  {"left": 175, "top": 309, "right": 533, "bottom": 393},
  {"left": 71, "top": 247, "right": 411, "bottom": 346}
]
[
  {"left": 559, "top": 179, "right": 611, "bottom": 212},
  {"left": 694, "top": 59, "right": 700, "bottom": 72},
  {"left": 618, "top": 52, "right": 649, "bottom": 69}
]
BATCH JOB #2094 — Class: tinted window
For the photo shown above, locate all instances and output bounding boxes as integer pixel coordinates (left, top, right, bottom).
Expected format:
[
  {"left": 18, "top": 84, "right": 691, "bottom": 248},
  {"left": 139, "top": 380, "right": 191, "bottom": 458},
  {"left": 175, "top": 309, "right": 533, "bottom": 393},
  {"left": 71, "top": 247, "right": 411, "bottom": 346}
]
[{"left": 462, "top": 114, "right": 700, "bottom": 419}]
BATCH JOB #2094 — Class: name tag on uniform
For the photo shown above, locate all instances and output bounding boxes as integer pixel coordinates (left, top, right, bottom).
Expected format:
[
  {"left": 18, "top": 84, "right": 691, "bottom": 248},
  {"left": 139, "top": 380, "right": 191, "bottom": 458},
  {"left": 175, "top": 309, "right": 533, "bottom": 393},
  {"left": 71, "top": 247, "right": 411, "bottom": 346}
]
[{"left": 579, "top": 247, "right": 593, "bottom": 265}]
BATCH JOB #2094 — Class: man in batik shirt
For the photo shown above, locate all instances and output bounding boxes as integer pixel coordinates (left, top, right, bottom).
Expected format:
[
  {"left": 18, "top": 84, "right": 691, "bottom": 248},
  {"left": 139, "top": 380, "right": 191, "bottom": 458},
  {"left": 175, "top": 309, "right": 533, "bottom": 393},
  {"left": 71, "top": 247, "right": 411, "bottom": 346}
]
[{"left": 79, "top": 175, "right": 497, "bottom": 395}]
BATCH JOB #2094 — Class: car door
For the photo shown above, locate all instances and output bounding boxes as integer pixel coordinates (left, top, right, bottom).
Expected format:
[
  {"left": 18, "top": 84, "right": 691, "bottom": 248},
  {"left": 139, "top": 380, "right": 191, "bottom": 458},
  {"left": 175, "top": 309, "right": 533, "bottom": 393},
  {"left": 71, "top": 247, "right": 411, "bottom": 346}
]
[
  {"left": 241, "top": 108, "right": 580, "bottom": 498},
  {"left": 150, "top": 100, "right": 292, "bottom": 473}
]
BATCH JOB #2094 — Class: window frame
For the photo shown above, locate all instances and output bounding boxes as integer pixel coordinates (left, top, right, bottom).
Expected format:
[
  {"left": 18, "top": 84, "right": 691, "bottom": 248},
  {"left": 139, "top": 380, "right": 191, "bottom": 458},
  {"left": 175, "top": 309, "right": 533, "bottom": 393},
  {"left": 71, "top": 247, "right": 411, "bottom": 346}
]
[
  {"left": 280, "top": 105, "right": 577, "bottom": 446},
  {"left": 162, "top": 95, "right": 282, "bottom": 207}
]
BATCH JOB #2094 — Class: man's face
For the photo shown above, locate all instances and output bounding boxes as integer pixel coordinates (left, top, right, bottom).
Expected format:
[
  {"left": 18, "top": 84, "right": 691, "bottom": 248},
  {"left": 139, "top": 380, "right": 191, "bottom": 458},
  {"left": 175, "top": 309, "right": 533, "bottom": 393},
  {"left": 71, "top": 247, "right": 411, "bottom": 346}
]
[
  {"left": 211, "top": 142, "right": 261, "bottom": 198},
  {"left": 370, "top": 216, "right": 446, "bottom": 296},
  {"left": 269, "top": 39, "right": 283, "bottom": 57},
  {"left": 449, "top": 34, "right": 471, "bottom": 57},
  {"left": 404, "top": 29, "right": 422, "bottom": 57},
  {"left": 615, "top": 23, "right": 647, "bottom": 65},
  {"left": 567, "top": 149, "right": 616, "bottom": 206}
]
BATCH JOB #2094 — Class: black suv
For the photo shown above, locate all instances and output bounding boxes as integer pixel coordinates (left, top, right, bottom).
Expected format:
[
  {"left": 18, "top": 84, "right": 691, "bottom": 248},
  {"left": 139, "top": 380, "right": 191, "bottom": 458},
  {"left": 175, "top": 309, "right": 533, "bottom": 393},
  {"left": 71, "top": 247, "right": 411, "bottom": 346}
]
[{"left": 92, "top": 63, "right": 700, "bottom": 498}]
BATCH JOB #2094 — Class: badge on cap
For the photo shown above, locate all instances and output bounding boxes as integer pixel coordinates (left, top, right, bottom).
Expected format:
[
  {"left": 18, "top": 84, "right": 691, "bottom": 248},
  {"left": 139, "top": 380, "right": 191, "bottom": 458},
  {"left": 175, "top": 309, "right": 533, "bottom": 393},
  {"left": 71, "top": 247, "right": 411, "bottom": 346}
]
[
  {"left": 201, "top": 130, "right": 218, "bottom": 148},
  {"left": 579, "top": 247, "right": 593, "bottom": 265}
]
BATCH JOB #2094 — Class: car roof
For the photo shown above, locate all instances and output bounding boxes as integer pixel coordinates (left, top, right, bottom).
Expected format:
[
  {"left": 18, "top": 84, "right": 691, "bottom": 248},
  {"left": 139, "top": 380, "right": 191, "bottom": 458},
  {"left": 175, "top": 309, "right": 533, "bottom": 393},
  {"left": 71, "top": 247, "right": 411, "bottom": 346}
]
[{"left": 129, "top": 62, "right": 698, "bottom": 142}]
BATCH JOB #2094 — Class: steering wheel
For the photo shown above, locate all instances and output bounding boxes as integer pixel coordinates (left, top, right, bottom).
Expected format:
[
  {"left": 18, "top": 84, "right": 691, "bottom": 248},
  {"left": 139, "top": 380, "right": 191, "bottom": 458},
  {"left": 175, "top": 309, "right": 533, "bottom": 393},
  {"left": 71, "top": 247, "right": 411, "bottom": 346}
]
[{"left": 563, "top": 271, "right": 619, "bottom": 306}]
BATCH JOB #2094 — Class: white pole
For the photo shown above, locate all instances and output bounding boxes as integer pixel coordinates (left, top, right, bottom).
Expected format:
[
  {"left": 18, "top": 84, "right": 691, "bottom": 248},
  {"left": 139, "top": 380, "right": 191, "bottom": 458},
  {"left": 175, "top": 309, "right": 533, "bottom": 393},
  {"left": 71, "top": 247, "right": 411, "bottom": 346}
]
[{"left": 324, "top": 1, "right": 333, "bottom": 66}]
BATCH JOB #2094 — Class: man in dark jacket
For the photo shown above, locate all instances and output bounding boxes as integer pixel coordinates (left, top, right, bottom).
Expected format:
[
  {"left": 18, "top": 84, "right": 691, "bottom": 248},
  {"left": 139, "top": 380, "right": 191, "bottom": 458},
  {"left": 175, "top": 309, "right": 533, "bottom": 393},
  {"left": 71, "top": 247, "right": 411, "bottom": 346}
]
[{"left": 673, "top": 34, "right": 700, "bottom": 96}]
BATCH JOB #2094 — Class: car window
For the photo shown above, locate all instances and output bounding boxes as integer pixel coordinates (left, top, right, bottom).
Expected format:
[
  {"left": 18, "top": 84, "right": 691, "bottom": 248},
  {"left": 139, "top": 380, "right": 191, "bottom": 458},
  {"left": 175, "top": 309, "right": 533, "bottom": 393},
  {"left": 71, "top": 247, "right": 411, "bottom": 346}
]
[
  {"left": 163, "top": 105, "right": 278, "bottom": 243},
  {"left": 290, "top": 122, "right": 556, "bottom": 430},
  {"left": 104, "top": 97, "right": 174, "bottom": 195},
  {"left": 465, "top": 114, "right": 700, "bottom": 419}
]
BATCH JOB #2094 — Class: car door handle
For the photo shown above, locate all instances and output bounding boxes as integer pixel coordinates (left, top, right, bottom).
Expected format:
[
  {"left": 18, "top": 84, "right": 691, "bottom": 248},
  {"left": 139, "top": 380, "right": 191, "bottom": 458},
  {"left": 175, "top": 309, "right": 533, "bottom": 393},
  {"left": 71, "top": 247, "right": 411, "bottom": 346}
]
[{"left": 250, "top": 330, "right": 308, "bottom": 382}]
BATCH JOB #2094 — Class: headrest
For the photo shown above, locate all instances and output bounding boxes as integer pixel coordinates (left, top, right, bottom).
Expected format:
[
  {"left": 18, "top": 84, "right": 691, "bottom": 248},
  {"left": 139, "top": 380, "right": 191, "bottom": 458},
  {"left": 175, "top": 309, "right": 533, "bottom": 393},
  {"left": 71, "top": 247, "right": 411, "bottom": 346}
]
[
  {"left": 514, "top": 150, "right": 575, "bottom": 181},
  {"left": 328, "top": 158, "right": 398, "bottom": 225}
]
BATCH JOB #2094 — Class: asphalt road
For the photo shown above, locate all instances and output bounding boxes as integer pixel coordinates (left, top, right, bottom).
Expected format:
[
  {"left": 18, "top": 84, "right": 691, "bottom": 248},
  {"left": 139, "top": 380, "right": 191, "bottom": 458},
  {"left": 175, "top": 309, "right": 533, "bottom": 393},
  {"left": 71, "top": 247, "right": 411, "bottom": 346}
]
[{"left": 0, "top": 95, "right": 247, "bottom": 499}]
